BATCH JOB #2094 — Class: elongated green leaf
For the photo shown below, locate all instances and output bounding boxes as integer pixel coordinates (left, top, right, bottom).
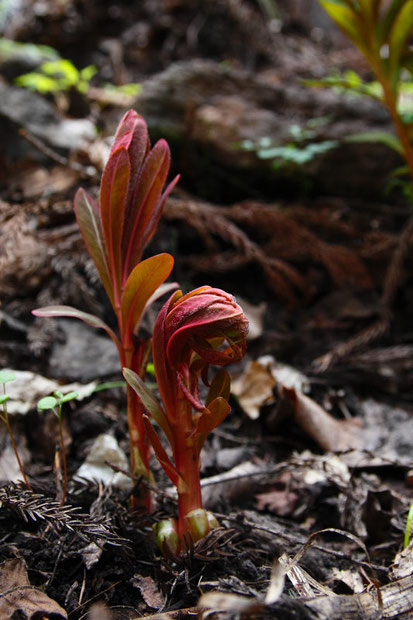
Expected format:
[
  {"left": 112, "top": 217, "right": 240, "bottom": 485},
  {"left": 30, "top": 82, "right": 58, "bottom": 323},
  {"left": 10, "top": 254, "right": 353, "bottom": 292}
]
[
  {"left": 320, "top": 1, "right": 369, "bottom": 55},
  {"left": 122, "top": 253, "right": 174, "bottom": 335},
  {"left": 388, "top": 0, "right": 413, "bottom": 79},
  {"left": 123, "top": 367, "right": 172, "bottom": 442},
  {"left": 74, "top": 188, "right": 114, "bottom": 306},
  {"left": 378, "top": 0, "right": 408, "bottom": 45},
  {"left": 100, "top": 146, "right": 130, "bottom": 294},
  {"left": 143, "top": 415, "right": 180, "bottom": 486},
  {"left": 32, "top": 305, "right": 121, "bottom": 355},
  {"left": 345, "top": 130, "right": 403, "bottom": 154}
]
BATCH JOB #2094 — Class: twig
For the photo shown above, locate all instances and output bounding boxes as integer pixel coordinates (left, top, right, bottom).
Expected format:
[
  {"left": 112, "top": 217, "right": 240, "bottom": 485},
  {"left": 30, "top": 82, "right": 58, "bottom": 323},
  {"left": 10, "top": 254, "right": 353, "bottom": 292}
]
[{"left": 19, "top": 128, "right": 98, "bottom": 179}]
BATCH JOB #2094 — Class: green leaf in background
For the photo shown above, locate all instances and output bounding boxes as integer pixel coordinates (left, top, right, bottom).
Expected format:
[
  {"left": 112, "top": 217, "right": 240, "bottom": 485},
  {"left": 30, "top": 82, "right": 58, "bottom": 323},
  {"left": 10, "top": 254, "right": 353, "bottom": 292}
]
[
  {"left": 15, "top": 72, "right": 58, "bottom": 93},
  {"left": 37, "top": 396, "right": 58, "bottom": 411},
  {"left": 0, "top": 370, "right": 16, "bottom": 385},
  {"left": 58, "top": 391, "right": 78, "bottom": 404},
  {"left": 345, "top": 130, "right": 403, "bottom": 154}
]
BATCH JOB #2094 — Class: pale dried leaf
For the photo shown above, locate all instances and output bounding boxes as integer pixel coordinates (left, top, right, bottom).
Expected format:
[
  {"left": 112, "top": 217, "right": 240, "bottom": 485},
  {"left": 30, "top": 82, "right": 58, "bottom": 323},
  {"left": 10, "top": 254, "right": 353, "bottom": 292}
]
[
  {"left": 131, "top": 575, "right": 165, "bottom": 610},
  {"left": 81, "top": 541, "right": 103, "bottom": 570},
  {"left": 0, "top": 558, "right": 67, "bottom": 619},
  {"left": 265, "top": 558, "right": 285, "bottom": 604},
  {"left": 282, "top": 386, "right": 363, "bottom": 452},
  {"left": 231, "top": 359, "right": 276, "bottom": 419},
  {"left": 330, "top": 567, "right": 365, "bottom": 593},
  {"left": 236, "top": 297, "right": 266, "bottom": 341},
  {"left": 74, "top": 434, "right": 134, "bottom": 490},
  {"left": 198, "top": 591, "right": 263, "bottom": 616},
  {"left": 3, "top": 369, "right": 97, "bottom": 414},
  {"left": 391, "top": 541, "right": 413, "bottom": 580}
]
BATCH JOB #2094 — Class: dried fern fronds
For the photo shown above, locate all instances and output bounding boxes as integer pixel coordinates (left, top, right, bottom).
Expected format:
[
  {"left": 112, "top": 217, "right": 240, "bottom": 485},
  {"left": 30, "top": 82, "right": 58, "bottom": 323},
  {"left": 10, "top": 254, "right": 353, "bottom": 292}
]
[
  {"left": 0, "top": 483, "right": 128, "bottom": 548},
  {"left": 164, "top": 197, "right": 372, "bottom": 305}
]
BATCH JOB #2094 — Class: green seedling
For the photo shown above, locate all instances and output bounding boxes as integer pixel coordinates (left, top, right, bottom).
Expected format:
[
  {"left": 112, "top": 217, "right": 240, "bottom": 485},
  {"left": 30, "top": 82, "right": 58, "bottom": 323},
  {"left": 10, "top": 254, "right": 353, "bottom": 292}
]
[
  {"left": 0, "top": 370, "right": 31, "bottom": 490},
  {"left": 242, "top": 117, "right": 339, "bottom": 171},
  {"left": 317, "top": 0, "right": 413, "bottom": 193},
  {"left": 15, "top": 58, "right": 97, "bottom": 95},
  {"left": 404, "top": 501, "right": 413, "bottom": 549},
  {"left": 37, "top": 390, "right": 78, "bottom": 505}
]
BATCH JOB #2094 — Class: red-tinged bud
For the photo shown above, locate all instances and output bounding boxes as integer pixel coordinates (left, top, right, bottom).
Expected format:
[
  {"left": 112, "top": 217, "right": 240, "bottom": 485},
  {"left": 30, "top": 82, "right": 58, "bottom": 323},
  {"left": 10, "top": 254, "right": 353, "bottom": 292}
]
[
  {"left": 184, "top": 509, "right": 219, "bottom": 543},
  {"left": 153, "top": 518, "right": 180, "bottom": 556},
  {"left": 163, "top": 287, "right": 249, "bottom": 369}
]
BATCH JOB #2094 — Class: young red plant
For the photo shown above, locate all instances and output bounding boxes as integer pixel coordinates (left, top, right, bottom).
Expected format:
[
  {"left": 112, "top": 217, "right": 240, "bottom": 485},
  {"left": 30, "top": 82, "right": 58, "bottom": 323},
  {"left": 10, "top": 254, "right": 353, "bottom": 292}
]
[
  {"left": 33, "top": 110, "right": 179, "bottom": 508},
  {"left": 124, "top": 286, "right": 248, "bottom": 553}
]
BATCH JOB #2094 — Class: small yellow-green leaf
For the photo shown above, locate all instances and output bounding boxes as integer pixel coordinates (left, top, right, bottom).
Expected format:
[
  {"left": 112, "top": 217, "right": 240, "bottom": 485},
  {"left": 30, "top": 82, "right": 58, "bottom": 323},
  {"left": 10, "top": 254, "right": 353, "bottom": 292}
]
[
  {"left": 319, "top": 1, "right": 369, "bottom": 55},
  {"left": 345, "top": 130, "right": 403, "bottom": 154},
  {"left": 38, "top": 396, "right": 58, "bottom": 411}
]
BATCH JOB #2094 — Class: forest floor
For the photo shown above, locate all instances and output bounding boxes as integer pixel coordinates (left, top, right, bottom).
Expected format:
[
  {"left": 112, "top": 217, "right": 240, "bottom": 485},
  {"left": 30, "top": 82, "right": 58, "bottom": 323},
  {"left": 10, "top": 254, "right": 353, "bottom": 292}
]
[{"left": 0, "top": 2, "right": 412, "bottom": 619}]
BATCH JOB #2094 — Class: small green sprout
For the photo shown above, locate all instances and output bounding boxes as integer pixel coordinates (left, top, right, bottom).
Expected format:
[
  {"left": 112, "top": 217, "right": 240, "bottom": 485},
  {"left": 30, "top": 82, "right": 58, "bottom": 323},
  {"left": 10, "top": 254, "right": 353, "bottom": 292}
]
[
  {"left": 0, "top": 370, "right": 31, "bottom": 490},
  {"left": 37, "top": 390, "right": 78, "bottom": 505},
  {"left": 404, "top": 502, "right": 413, "bottom": 549}
]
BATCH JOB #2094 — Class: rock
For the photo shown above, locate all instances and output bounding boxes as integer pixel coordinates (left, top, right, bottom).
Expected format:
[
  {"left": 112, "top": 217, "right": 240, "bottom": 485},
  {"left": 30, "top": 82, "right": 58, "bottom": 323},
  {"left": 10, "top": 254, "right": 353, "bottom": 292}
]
[
  {"left": 0, "top": 82, "right": 95, "bottom": 161},
  {"left": 134, "top": 59, "right": 399, "bottom": 200},
  {"left": 48, "top": 319, "right": 119, "bottom": 381}
]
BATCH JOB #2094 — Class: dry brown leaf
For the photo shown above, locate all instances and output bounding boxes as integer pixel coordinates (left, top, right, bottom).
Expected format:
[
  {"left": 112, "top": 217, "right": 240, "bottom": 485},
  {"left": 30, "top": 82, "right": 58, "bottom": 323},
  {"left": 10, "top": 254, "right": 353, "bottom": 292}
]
[
  {"left": 255, "top": 487, "right": 298, "bottom": 517},
  {"left": 391, "top": 541, "right": 413, "bottom": 580},
  {"left": 198, "top": 591, "right": 264, "bottom": 617},
  {"left": 131, "top": 575, "right": 165, "bottom": 610},
  {"left": 281, "top": 385, "right": 363, "bottom": 452},
  {"left": 231, "top": 359, "right": 276, "bottom": 420},
  {"left": 0, "top": 558, "right": 67, "bottom": 619}
]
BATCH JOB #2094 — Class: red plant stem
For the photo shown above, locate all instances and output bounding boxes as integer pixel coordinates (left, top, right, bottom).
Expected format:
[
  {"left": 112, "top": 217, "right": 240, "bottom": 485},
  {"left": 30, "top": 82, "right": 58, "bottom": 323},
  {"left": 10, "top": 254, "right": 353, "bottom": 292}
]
[
  {"left": 124, "top": 344, "right": 153, "bottom": 511},
  {"left": 173, "top": 390, "right": 202, "bottom": 541},
  {"left": 370, "top": 59, "right": 413, "bottom": 183}
]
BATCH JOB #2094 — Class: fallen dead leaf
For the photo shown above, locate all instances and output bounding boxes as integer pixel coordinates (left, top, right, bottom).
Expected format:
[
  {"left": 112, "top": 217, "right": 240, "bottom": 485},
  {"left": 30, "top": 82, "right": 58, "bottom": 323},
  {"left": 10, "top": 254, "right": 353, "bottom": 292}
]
[
  {"left": 3, "top": 369, "right": 98, "bottom": 415},
  {"left": 0, "top": 557, "right": 67, "bottom": 619},
  {"left": 231, "top": 359, "right": 276, "bottom": 419},
  {"left": 255, "top": 487, "right": 298, "bottom": 517},
  {"left": 391, "top": 540, "right": 413, "bottom": 579},
  {"left": 281, "top": 385, "right": 363, "bottom": 452},
  {"left": 131, "top": 574, "right": 165, "bottom": 610}
]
